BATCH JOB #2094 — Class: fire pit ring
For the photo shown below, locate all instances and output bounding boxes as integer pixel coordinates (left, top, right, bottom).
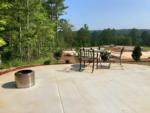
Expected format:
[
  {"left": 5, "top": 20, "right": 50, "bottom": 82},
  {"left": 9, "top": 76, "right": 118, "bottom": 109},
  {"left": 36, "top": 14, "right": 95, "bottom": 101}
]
[{"left": 15, "top": 70, "right": 35, "bottom": 88}]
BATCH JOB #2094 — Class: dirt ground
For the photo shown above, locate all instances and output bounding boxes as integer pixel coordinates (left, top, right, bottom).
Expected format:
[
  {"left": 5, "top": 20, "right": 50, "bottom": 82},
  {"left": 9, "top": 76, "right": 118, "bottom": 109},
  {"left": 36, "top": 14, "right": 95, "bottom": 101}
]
[
  {"left": 107, "top": 46, "right": 150, "bottom": 59},
  {"left": 114, "top": 51, "right": 150, "bottom": 59},
  {"left": 61, "top": 47, "right": 150, "bottom": 63}
]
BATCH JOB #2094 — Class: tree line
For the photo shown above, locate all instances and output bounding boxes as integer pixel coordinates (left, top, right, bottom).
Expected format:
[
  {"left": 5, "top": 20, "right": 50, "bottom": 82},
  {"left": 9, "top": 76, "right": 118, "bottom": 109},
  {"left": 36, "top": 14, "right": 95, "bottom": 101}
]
[{"left": 57, "top": 24, "right": 150, "bottom": 48}]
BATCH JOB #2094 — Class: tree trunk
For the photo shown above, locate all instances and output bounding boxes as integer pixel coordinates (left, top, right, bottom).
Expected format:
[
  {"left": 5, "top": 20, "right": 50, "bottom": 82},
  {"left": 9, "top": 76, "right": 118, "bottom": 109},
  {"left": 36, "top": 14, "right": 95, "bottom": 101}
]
[
  {"left": 19, "top": 23, "right": 22, "bottom": 61},
  {"left": 27, "top": 0, "right": 29, "bottom": 30}
]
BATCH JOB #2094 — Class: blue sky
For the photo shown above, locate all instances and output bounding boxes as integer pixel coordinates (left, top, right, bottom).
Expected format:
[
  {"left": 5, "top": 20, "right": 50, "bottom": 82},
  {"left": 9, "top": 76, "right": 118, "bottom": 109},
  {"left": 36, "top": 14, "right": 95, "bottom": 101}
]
[{"left": 62, "top": 0, "right": 150, "bottom": 30}]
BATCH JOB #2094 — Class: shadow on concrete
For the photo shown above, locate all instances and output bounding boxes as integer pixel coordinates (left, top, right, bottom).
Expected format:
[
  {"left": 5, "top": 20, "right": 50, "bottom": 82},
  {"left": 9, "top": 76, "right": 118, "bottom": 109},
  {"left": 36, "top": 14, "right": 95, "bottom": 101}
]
[
  {"left": 2, "top": 81, "right": 16, "bottom": 89},
  {"left": 73, "top": 63, "right": 124, "bottom": 71},
  {"left": 56, "top": 67, "right": 71, "bottom": 73},
  {"left": 71, "top": 64, "right": 111, "bottom": 72},
  {"left": 70, "top": 64, "right": 84, "bottom": 72},
  {"left": 57, "top": 63, "right": 124, "bottom": 73},
  {"left": 97, "top": 64, "right": 110, "bottom": 69},
  {"left": 56, "top": 64, "right": 84, "bottom": 73}
]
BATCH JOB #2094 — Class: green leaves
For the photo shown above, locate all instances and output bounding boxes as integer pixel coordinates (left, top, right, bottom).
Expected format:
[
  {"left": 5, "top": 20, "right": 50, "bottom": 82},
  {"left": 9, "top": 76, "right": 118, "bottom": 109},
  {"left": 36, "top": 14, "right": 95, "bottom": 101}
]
[
  {"left": 0, "top": 38, "right": 6, "bottom": 47},
  {"left": 77, "top": 24, "right": 91, "bottom": 47},
  {"left": 132, "top": 46, "right": 142, "bottom": 61},
  {"left": 0, "top": 2, "right": 12, "bottom": 31},
  {"left": 0, "top": 20, "right": 7, "bottom": 25},
  {"left": 0, "top": 2, "right": 12, "bottom": 10},
  {"left": 0, "top": 0, "right": 57, "bottom": 61},
  {"left": 0, "top": 0, "right": 69, "bottom": 63},
  {"left": 0, "top": 2, "right": 12, "bottom": 50},
  {"left": 0, "top": 20, "right": 7, "bottom": 31}
]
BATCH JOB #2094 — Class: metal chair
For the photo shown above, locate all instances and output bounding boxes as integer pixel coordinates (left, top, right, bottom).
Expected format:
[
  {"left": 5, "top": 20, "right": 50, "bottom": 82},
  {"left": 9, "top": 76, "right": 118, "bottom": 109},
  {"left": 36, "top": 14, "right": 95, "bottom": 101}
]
[
  {"left": 110, "top": 47, "right": 125, "bottom": 65},
  {"left": 79, "top": 48, "right": 95, "bottom": 72}
]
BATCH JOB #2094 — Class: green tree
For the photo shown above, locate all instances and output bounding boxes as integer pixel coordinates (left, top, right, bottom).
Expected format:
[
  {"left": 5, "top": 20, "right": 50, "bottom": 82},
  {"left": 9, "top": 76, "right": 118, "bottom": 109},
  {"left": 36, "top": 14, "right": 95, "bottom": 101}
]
[
  {"left": 132, "top": 46, "right": 142, "bottom": 61},
  {"left": 77, "top": 24, "right": 91, "bottom": 47},
  {"left": 100, "top": 29, "right": 116, "bottom": 45},
  {"left": 58, "top": 19, "right": 74, "bottom": 48},
  {"left": 91, "top": 31, "right": 100, "bottom": 46},
  {"left": 141, "top": 31, "right": 150, "bottom": 46},
  {"left": 0, "top": 1, "right": 12, "bottom": 46},
  {"left": 0, "top": 1, "right": 12, "bottom": 65},
  {"left": 3, "top": 0, "right": 55, "bottom": 61},
  {"left": 129, "top": 29, "right": 139, "bottom": 45},
  {"left": 44, "top": 0, "right": 68, "bottom": 46}
]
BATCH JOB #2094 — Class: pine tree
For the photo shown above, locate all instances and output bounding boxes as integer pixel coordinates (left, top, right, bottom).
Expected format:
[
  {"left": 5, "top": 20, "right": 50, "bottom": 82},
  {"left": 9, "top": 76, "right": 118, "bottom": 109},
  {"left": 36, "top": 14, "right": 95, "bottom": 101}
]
[
  {"left": 132, "top": 46, "right": 142, "bottom": 61},
  {"left": 3, "top": 0, "right": 55, "bottom": 61},
  {"left": 44, "top": 0, "right": 68, "bottom": 46}
]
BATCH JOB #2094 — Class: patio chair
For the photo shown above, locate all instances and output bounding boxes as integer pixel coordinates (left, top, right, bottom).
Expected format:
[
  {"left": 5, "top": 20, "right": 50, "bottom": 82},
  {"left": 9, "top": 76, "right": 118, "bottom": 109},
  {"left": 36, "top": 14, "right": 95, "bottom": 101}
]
[
  {"left": 110, "top": 47, "right": 125, "bottom": 65},
  {"left": 79, "top": 48, "right": 95, "bottom": 72}
]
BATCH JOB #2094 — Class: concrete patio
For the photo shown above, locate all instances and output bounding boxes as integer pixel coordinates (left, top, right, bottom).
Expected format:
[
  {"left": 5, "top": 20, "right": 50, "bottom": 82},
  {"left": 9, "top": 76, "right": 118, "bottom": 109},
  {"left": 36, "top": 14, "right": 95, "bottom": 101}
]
[{"left": 0, "top": 64, "right": 150, "bottom": 113}]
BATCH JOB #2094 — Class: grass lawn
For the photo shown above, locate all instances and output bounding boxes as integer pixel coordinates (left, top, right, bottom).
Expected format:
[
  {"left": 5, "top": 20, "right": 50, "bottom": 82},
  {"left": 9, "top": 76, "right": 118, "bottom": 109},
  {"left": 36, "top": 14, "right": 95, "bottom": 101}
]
[
  {"left": 0, "top": 57, "right": 59, "bottom": 69},
  {"left": 143, "top": 47, "right": 150, "bottom": 51}
]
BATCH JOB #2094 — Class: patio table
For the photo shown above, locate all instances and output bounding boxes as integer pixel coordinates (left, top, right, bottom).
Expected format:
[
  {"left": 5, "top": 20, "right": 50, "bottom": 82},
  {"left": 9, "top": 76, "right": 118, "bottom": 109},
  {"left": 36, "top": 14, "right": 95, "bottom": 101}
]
[
  {"left": 79, "top": 47, "right": 111, "bottom": 72},
  {"left": 93, "top": 48, "right": 111, "bottom": 68}
]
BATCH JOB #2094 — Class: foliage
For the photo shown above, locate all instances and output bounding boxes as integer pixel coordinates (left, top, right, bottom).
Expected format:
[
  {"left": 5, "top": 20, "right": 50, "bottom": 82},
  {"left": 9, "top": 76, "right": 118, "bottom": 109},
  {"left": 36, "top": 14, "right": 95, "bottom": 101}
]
[
  {"left": 53, "top": 48, "right": 62, "bottom": 60},
  {"left": 44, "top": 0, "right": 68, "bottom": 47},
  {"left": 0, "top": 1, "right": 12, "bottom": 31},
  {"left": 141, "top": 31, "right": 150, "bottom": 46},
  {"left": 1, "top": 0, "right": 56, "bottom": 61},
  {"left": 43, "top": 60, "right": 51, "bottom": 65},
  {"left": 0, "top": 38, "right": 6, "bottom": 47},
  {"left": 143, "top": 47, "right": 150, "bottom": 51},
  {"left": 132, "top": 46, "right": 142, "bottom": 61},
  {"left": 2, "top": 59, "right": 24, "bottom": 68},
  {"left": 100, "top": 51, "right": 110, "bottom": 62},
  {"left": 77, "top": 28, "right": 150, "bottom": 47},
  {"left": 76, "top": 24, "right": 91, "bottom": 47},
  {"left": 0, "top": 0, "right": 69, "bottom": 69},
  {"left": 89, "top": 29, "right": 133, "bottom": 46},
  {"left": 57, "top": 19, "right": 74, "bottom": 48},
  {"left": 0, "top": 1, "right": 11, "bottom": 47},
  {"left": 1, "top": 57, "right": 53, "bottom": 69},
  {"left": 128, "top": 29, "right": 139, "bottom": 45}
]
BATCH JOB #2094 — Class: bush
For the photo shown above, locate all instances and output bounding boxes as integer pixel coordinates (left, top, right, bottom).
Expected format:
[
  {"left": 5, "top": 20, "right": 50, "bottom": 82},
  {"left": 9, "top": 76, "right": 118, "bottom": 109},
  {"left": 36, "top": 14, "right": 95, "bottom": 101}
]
[
  {"left": 132, "top": 46, "right": 142, "bottom": 61},
  {"left": 53, "top": 48, "right": 62, "bottom": 60},
  {"left": 100, "top": 51, "right": 110, "bottom": 62},
  {"left": 0, "top": 64, "right": 4, "bottom": 69},
  {"left": 43, "top": 60, "right": 51, "bottom": 65},
  {"left": 3, "top": 59, "right": 24, "bottom": 68},
  {"left": 2, "top": 50, "right": 12, "bottom": 61}
]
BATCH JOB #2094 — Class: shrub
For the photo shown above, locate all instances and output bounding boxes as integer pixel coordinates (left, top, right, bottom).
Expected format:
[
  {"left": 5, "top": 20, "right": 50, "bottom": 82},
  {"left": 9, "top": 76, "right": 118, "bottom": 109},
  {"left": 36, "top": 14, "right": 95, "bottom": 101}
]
[
  {"left": 53, "top": 48, "right": 62, "bottom": 60},
  {"left": 43, "top": 60, "right": 51, "bottom": 65},
  {"left": 75, "top": 47, "right": 80, "bottom": 53},
  {"left": 2, "top": 50, "right": 12, "bottom": 61},
  {"left": 3, "top": 59, "right": 24, "bottom": 68},
  {"left": 0, "top": 64, "right": 4, "bottom": 69},
  {"left": 100, "top": 51, "right": 110, "bottom": 62},
  {"left": 132, "top": 46, "right": 142, "bottom": 61}
]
